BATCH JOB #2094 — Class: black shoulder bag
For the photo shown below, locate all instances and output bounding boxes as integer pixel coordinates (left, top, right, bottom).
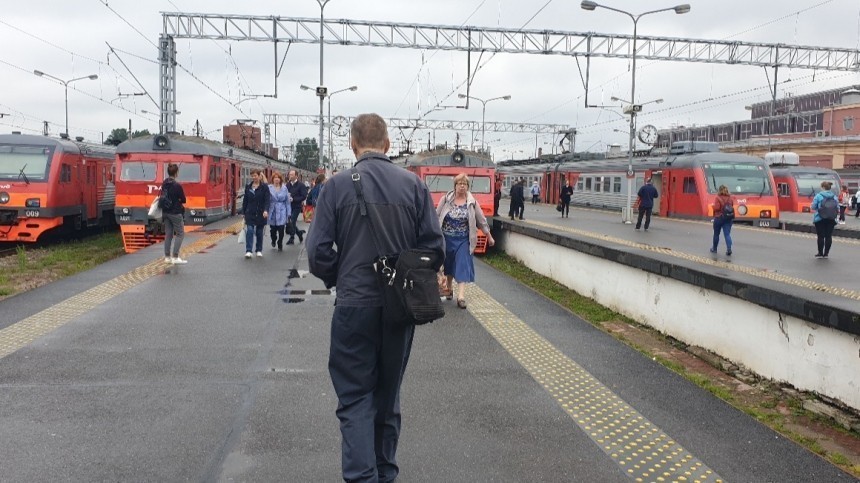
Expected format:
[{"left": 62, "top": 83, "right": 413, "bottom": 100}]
[{"left": 350, "top": 169, "right": 445, "bottom": 326}]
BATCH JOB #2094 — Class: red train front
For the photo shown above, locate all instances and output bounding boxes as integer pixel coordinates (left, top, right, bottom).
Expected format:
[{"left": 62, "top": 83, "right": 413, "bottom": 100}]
[
  {"left": 0, "top": 133, "right": 116, "bottom": 242},
  {"left": 395, "top": 148, "right": 495, "bottom": 253},
  {"left": 766, "top": 152, "right": 842, "bottom": 213}
]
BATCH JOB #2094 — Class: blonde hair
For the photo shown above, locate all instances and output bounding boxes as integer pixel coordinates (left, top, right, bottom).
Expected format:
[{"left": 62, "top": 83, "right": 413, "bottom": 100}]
[
  {"left": 718, "top": 185, "right": 729, "bottom": 196},
  {"left": 454, "top": 173, "right": 470, "bottom": 188}
]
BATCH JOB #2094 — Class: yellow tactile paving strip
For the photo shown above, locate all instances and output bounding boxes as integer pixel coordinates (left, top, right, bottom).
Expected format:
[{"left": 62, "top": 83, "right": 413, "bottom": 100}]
[
  {"left": 0, "top": 222, "right": 241, "bottom": 359},
  {"left": 466, "top": 284, "right": 724, "bottom": 483},
  {"left": 522, "top": 219, "right": 860, "bottom": 302}
]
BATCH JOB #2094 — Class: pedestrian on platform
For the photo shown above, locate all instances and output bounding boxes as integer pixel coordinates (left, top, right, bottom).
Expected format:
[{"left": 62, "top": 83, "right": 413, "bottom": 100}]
[
  {"left": 855, "top": 188, "right": 860, "bottom": 218},
  {"left": 241, "top": 169, "right": 270, "bottom": 258},
  {"left": 636, "top": 178, "right": 659, "bottom": 231},
  {"left": 493, "top": 180, "right": 502, "bottom": 217},
  {"left": 710, "top": 185, "right": 735, "bottom": 256},
  {"left": 161, "top": 163, "right": 187, "bottom": 264},
  {"left": 267, "top": 172, "right": 291, "bottom": 251},
  {"left": 286, "top": 169, "right": 307, "bottom": 244},
  {"left": 306, "top": 113, "right": 445, "bottom": 483},
  {"left": 838, "top": 185, "right": 850, "bottom": 224},
  {"left": 509, "top": 178, "right": 525, "bottom": 220},
  {"left": 305, "top": 173, "right": 326, "bottom": 223},
  {"left": 437, "top": 173, "right": 495, "bottom": 309},
  {"left": 559, "top": 178, "right": 573, "bottom": 218},
  {"left": 812, "top": 180, "right": 838, "bottom": 259},
  {"left": 530, "top": 181, "right": 541, "bottom": 204}
]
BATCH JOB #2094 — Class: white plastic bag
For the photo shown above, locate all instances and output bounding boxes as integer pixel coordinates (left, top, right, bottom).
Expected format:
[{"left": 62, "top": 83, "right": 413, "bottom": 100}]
[
  {"left": 237, "top": 227, "right": 246, "bottom": 244},
  {"left": 148, "top": 198, "right": 162, "bottom": 218}
]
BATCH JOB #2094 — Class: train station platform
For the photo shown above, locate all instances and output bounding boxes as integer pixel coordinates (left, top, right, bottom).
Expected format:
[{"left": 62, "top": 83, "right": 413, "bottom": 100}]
[{"left": 0, "top": 215, "right": 856, "bottom": 481}]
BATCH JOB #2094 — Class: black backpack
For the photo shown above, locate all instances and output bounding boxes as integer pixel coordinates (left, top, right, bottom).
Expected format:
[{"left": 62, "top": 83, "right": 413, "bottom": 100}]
[
  {"left": 818, "top": 196, "right": 839, "bottom": 220},
  {"left": 158, "top": 183, "right": 174, "bottom": 210},
  {"left": 722, "top": 200, "right": 735, "bottom": 219}
]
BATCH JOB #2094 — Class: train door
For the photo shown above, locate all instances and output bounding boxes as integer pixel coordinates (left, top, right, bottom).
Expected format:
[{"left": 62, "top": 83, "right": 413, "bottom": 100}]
[
  {"left": 85, "top": 160, "right": 97, "bottom": 220},
  {"left": 650, "top": 171, "right": 663, "bottom": 215},
  {"left": 228, "top": 163, "right": 238, "bottom": 215}
]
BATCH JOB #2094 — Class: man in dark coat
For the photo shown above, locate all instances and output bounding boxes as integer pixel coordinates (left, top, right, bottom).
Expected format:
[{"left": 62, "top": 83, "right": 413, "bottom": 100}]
[
  {"left": 307, "top": 113, "right": 444, "bottom": 482},
  {"left": 636, "top": 178, "right": 659, "bottom": 231},
  {"left": 286, "top": 169, "right": 308, "bottom": 244},
  {"left": 509, "top": 178, "right": 525, "bottom": 220}
]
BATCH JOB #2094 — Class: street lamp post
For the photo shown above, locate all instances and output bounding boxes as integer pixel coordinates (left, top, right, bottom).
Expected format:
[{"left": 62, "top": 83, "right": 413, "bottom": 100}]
[
  {"left": 458, "top": 93, "right": 511, "bottom": 152},
  {"left": 316, "top": 0, "right": 331, "bottom": 169},
  {"left": 33, "top": 70, "right": 98, "bottom": 136},
  {"left": 581, "top": 1, "right": 690, "bottom": 223}
]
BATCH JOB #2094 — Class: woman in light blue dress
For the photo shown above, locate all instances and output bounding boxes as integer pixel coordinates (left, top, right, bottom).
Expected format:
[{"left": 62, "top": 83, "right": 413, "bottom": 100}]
[{"left": 268, "top": 172, "right": 291, "bottom": 251}]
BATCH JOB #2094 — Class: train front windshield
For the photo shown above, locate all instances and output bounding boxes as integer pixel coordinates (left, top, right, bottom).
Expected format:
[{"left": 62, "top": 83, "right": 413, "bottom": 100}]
[
  {"left": 793, "top": 173, "right": 840, "bottom": 197},
  {"left": 424, "top": 175, "right": 492, "bottom": 194},
  {"left": 703, "top": 163, "right": 773, "bottom": 196},
  {"left": 0, "top": 144, "right": 53, "bottom": 181}
]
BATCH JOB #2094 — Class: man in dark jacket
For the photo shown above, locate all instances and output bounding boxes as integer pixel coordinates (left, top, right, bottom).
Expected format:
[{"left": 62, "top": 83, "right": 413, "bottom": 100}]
[
  {"left": 161, "top": 163, "right": 187, "bottom": 264},
  {"left": 306, "top": 113, "right": 444, "bottom": 483},
  {"left": 509, "top": 178, "right": 525, "bottom": 220},
  {"left": 286, "top": 169, "right": 308, "bottom": 244},
  {"left": 636, "top": 178, "right": 659, "bottom": 231}
]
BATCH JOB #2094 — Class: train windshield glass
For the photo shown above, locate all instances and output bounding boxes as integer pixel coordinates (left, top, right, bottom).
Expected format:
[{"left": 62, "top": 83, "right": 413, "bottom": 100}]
[
  {"left": 423, "top": 175, "right": 492, "bottom": 194},
  {"left": 119, "top": 161, "right": 157, "bottom": 181},
  {"left": 703, "top": 163, "right": 773, "bottom": 195},
  {"left": 164, "top": 163, "right": 201, "bottom": 183},
  {"left": 794, "top": 173, "right": 839, "bottom": 196},
  {"left": 0, "top": 145, "right": 53, "bottom": 181}
]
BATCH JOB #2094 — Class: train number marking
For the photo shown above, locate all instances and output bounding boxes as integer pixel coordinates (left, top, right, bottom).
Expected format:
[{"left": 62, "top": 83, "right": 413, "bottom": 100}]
[
  {"left": 758, "top": 220, "right": 771, "bottom": 227},
  {"left": 24, "top": 210, "right": 40, "bottom": 217},
  {"left": 118, "top": 215, "right": 131, "bottom": 221}
]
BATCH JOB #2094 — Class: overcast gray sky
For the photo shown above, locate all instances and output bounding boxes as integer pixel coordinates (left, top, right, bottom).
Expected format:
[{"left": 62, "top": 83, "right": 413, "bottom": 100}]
[{"left": 2, "top": 0, "right": 859, "bottom": 162}]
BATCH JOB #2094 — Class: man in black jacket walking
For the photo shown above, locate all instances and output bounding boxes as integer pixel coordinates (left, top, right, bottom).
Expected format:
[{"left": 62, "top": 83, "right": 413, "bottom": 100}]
[
  {"left": 307, "top": 113, "right": 444, "bottom": 482},
  {"left": 286, "top": 169, "right": 308, "bottom": 244}
]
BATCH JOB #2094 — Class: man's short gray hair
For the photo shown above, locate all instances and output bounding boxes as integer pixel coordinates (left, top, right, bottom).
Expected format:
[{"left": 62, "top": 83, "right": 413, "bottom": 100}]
[{"left": 351, "top": 113, "right": 389, "bottom": 150}]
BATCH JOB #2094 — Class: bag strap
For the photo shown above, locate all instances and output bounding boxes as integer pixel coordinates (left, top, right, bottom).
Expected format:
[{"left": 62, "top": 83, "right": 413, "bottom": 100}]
[{"left": 350, "top": 168, "right": 388, "bottom": 261}]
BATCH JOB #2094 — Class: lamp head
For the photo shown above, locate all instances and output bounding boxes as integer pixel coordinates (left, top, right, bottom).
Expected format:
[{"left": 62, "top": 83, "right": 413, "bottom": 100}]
[
  {"left": 580, "top": 0, "right": 598, "bottom": 11},
  {"left": 348, "top": 86, "right": 358, "bottom": 91},
  {"left": 300, "top": 85, "right": 312, "bottom": 91},
  {"left": 655, "top": 99, "right": 664, "bottom": 104},
  {"left": 34, "top": 70, "right": 44, "bottom": 76},
  {"left": 502, "top": 95, "right": 512, "bottom": 100},
  {"left": 457, "top": 94, "right": 467, "bottom": 99},
  {"left": 610, "top": 96, "right": 620, "bottom": 101},
  {"left": 674, "top": 4, "right": 691, "bottom": 14},
  {"left": 88, "top": 74, "right": 98, "bottom": 80}
]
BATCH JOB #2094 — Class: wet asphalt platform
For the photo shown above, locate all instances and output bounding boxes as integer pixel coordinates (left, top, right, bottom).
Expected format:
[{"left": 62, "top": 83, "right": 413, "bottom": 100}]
[{"left": 0, "top": 214, "right": 856, "bottom": 482}]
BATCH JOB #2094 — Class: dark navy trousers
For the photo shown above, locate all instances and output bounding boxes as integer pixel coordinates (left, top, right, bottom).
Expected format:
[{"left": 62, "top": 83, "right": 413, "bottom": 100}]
[{"left": 329, "top": 306, "right": 415, "bottom": 483}]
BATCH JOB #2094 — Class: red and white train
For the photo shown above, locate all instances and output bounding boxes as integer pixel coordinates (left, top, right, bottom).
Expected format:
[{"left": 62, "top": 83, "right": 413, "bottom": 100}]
[
  {"left": 765, "top": 152, "right": 844, "bottom": 213},
  {"left": 499, "top": 142, "right": 781, "bottom": 228},
  {"left": 0, "top": 132, "right": 116, "bottom": 242},
  {"left": 392, "top": 148, "right": 495, "bottom": 253},
  {"left": 114, "top": 134, "right": 310, "bottom": 253}
]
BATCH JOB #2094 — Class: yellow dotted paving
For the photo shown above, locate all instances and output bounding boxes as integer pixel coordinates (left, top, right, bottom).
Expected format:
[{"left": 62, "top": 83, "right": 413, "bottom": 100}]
[
  {"left": 524, "top": 219, "right": 860, "bottom": 302},
  {"left": 466, "top": 284, "right": 725, "bottom": 482},
  {"left": 0, "top": 223, "right": 241, "bottom": 359}
]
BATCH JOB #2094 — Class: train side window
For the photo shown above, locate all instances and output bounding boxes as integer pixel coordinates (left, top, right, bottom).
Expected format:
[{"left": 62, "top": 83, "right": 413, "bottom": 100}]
[
  {"left": 576, "top": 178, "right": 583, "bottom": 191},
  {"left": 682, "top": 176, "right": 697, "bottom": 194},
  {"left": 778, "top": 182, "right": 790, "bottom": 197},
  {"left": 60, "top": 164, "right": 72, "bottom": 182},
  {"left": 602, "top": 177, "right": 611, "bottom": 192},
  {"left": 613, "top": 177, "right": 621, "bottom": 193},
  {"left": 585, "top": 178, "right": 593, "bottom": 191}
]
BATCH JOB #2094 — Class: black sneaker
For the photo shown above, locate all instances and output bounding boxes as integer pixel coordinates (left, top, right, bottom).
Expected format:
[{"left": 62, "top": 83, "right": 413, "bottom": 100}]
[
  {"left": 814, "top": 253, "right": 824, "bottom": 258},
  {"left": 822, "top": 254, "right": 829, "bottom": 259},
  {"left": 298, "top": 230, "right": 305, "bottom": 243}
]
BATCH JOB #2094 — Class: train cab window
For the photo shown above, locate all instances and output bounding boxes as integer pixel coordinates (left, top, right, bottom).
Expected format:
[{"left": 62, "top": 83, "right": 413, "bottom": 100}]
[
  {"left": 682, "top": 177, "right": 697, "bottom": 194},
  {"left": 60, "top": 164, "right": 72, "bottom": 182},
  {"left": 777, "top": 182, "right": 790, "bottom": 197},
  {"left": 613, "top": 177, "right": 621, "bottom": 193},
  {"left": 0, "top": 145, "right": 53, "bottom": 181},
  {"left": 469, "top": 176, "right": 492, "bottom": 194},
  {"left": 167, "top": 163, "right": 201, "bottom": 183},
  {"left": 120, "top": 162, "right": 156, "bottom": 181}
]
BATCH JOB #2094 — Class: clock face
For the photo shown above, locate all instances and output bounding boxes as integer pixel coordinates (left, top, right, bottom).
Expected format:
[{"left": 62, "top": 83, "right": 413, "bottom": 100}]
[
  {"left": 332, "top": 116, "right": 350, "bottom": 137},
  {"left": 638, "top": 124, "right": 658, "bottom": 145}
]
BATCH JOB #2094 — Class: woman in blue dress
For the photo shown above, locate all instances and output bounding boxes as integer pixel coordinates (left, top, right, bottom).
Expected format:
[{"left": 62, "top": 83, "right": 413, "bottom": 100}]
[
  {"left": 436, "top": 173, "right": 495, "bottom": 309},
  {"left": 268, "top": 172, "right": 291, "bottom": 251}
]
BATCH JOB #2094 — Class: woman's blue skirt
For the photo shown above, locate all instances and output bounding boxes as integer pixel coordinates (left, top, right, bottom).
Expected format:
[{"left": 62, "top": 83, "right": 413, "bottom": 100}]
[{"left": 443, "top": 235, "right": 475, "bottom": 283}]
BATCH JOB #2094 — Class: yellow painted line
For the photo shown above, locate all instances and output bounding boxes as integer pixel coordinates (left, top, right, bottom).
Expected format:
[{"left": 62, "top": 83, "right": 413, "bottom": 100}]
[
  {"left": 523, "top": 219, "right": 860, "bottom": 302},
  {"left": 0, "top": 222, "right": 242, "bottom": 359},
  {"left": 466, "top": 284, "right": 724, "bottom": 482}
]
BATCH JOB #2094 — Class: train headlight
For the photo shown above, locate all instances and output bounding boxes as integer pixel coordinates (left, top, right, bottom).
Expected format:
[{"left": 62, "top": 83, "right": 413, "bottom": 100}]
[
  {"left": 452, "top": 150, "right": 465, "bottom": 164},
  {"left": 25, "top": 198, "right": 40, "bottom": 208},
  {"left": 0, "top": 192, "right": 8, "bottom": 204},
  {"left": 122, "top": 207, "right": 130, "bottom": 214},
  {"left": 759, "top": 210, "right": 772, "bottom": 218},
  {"left": 189, "top": 210, "right": 196, "bottom": 216},
  {"left": 736, "top": 205, "right": 748, "bottom": 216}
]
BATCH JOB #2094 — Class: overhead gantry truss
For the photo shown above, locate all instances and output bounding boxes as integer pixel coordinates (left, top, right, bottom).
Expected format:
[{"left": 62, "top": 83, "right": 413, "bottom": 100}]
[
  {"left": 262, "top": 114, "right": 569, "bottom": 135},
  {"left": 163, "top": 13, "right": 860, "bottom": 71}
]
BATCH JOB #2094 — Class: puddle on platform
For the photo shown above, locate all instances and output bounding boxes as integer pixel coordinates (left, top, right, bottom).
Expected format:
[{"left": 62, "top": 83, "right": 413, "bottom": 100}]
[
  {"left": 284, "top": 298, "right": 305, "bottom": 303},
  {"left": 287, "top": 269, "right": 310, "bottom": 279}
]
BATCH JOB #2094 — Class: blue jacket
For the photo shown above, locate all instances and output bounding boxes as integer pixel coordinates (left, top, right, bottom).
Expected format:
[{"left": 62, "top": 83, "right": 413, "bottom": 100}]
[
  {"left": 241, "top": 182, "right": 271, "bottom": 226},
  {"left": 812, "top": 190, "right": 837, "bottom": 223},
  {"left": 268, "top": 184, "right": 291, "bottom": 226},
  {"left": 307, "top": 183, "right": 322, "bottom": 207},
  {"left": 306, "top": 152, "right": 445, "bottom": 306},
  {"left": 637, "top": 183, "right": 659, "bottom": 209}
]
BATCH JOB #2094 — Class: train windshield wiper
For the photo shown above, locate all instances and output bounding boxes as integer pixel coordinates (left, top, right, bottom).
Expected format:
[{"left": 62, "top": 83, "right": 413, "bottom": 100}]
[{"left": 18, "top": 164, "right": 29, "bottom": 185}]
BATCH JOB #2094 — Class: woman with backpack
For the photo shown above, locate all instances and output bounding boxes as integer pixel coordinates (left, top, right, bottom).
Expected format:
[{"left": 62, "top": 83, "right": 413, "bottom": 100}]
[
  {"left": 812, "top": 181, "right": 839, "bottom": 259},
  {"left": 710, "top": 185, "right": 735, "bottom": 256}
]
